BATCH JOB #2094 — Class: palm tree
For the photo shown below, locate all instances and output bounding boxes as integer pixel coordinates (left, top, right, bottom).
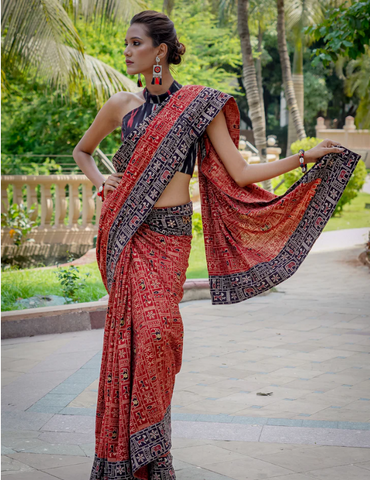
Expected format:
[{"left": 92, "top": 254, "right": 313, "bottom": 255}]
[
  {"left": 276, "top": 0, "right": 306, "bottom": 153},
  {"left": 285, "top": 0, "right": 324, "bottom": 150},
  {"left": 1, "top": 0, "right": 145, "bottom": 105},
  {"left": 345, "top": 45, "right": 370, "bottom": 129},
  {"left": 250, "top": 0, "right": 276, "bottom": 131},
  {"left": 237, "top": 0, "right": 272, "bottom": 192}
]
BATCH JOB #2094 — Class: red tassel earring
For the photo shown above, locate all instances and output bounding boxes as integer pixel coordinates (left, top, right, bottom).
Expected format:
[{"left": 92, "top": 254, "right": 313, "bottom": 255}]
[
  {"left": 137, "top": 73, "right": 143, "bottom": 87},
  {"left": 151, "top": 56, "right": 162, "bottom": 85}
]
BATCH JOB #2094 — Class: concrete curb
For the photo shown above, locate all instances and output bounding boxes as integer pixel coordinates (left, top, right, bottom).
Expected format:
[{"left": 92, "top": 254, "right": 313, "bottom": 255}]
[{"left": 1, "top": 279, "right": 212, "bottom": 339}]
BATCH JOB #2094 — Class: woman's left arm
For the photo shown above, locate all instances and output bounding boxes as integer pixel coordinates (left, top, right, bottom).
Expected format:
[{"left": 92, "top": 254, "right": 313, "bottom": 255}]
[{"left": 205, "top": 109, "right": 345, "bottom": 188}]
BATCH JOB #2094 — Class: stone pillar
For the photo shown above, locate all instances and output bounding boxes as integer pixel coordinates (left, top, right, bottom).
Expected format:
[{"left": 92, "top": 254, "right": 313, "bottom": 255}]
[
  {"left": 40, "top": 182, "right": 53, "bottom": 227},
  {"left": 26, "top": 183, "right": 39, "bottom": 221},
  {"left": 315, "top": 117, "right": 326, "bottom": 137},
  {"left": 1, "top": 181, "right": 9, "bottom": 214},
  {"left": 68, "top": 181, "right": 81, "bottom": 227},
  {"left": 95, "top": 194, "right": 103, "bottom": 224},
  {"left": 54, "top": 182, "right": 68, "bottom": 228},
  {"left": 82, "top": 183, "right": 95, "bottom": 227},
  {"left": 12, "top": 182, "right": 24, "bottom": 205}
]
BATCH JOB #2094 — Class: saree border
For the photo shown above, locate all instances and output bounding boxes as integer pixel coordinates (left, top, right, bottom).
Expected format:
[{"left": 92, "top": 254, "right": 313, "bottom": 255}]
[
  {"left": 90, "top": 405, "right": 172, "bottom": 479},
  {"left": 208, "top": 148, "right": 361, "bottom": 304},
  {"left": 105, "top": 86, "right": 233, "bottom": 292}
]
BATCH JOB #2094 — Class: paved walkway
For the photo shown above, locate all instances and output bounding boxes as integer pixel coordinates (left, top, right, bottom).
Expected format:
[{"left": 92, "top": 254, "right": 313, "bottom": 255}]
[{"left": 2, "top": 237, "right": 370, "bottom": 479}]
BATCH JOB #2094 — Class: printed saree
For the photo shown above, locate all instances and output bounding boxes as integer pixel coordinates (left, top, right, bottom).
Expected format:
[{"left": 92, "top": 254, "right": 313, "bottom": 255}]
[{"left": 91, "top": 84, "right": 361, "bottom": 479}]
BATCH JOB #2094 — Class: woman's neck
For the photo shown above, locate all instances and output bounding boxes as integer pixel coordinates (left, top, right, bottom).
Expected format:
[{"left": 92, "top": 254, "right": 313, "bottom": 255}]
[{"left": 142, "top": 72, "right": 175, "bottom": 96}]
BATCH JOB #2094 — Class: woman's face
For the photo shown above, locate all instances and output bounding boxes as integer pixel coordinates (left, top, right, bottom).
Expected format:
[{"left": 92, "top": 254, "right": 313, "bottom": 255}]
[{"left": 124, "top": 23, "right": 166, "bottom": 74}]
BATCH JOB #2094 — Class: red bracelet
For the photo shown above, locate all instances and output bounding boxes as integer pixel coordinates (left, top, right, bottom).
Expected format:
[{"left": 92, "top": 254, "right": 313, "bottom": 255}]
[
  {"left": 298, "top": 149, "right": 307, "bottom": 173},
  {"left": 97, "top": 182, "right": 105, "bottom": 202}
]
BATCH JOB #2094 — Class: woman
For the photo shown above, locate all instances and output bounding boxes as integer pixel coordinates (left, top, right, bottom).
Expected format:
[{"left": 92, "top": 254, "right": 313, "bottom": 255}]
[{"left": 73, "top": 10, "right": 360, "bottom": 480}]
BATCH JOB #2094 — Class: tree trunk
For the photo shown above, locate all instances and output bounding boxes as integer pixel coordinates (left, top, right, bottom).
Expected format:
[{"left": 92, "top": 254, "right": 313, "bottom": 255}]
[
  {"left": 238, "top": 0, "right": 272, "bottom": 192},
  {"left": 287, "top": 38, "right": 304, "bottom": 154},
  {"left": 276, "top": 0, "right": 306, "bottom": 154},
  {"left": 162, "top": 0, "right": 175, "bottom": 17},
  {"left": 256, "top": 21, "right": 266, "bottom": 128}
]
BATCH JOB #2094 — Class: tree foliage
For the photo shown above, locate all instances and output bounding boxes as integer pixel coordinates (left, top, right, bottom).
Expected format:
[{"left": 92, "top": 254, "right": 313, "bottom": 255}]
[{"left": 306, "top": 1, "right": 370, "bottom": 66}]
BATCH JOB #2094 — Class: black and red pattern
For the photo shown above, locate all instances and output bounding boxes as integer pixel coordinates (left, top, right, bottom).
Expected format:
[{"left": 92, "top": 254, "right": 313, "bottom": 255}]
[{"left": 93, "top": 81, "right": 361, "bottom": 479}]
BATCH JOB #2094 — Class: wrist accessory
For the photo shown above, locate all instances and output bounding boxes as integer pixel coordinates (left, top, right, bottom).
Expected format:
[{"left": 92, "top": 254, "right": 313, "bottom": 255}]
[
  {"left": 298, "top": 149, "right": 307, "bottom": 173},
  {"left": 97, "top": 182, "right": 105, "bottom": 202}
]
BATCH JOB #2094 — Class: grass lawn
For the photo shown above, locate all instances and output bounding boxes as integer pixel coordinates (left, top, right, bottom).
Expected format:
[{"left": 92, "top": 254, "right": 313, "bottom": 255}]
[
  {"left": 1, "top": 263, "right": 107, "bottom": 312},
  {"left": 2, "top": 191, "right": 369, "bottom": 311},
  {"left": 323, "top": 192, "right": 370, "bottom": 231}
]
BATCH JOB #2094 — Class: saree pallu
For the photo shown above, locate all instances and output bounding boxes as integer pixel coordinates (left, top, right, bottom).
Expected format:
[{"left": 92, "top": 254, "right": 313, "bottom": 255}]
[{"left": 91, "top": 84, "right": 361, "bottom": 479}]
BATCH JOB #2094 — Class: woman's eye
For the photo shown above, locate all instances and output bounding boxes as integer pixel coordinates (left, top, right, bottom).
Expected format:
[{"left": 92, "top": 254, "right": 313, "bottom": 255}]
[{"left": 124, "top": 42, "right": 140, "bottom": 46}]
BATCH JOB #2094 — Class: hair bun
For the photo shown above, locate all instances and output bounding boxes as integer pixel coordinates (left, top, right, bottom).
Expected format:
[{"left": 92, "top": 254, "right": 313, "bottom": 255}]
[{"left": 171, "top": 39, "right": 185, "bottom": 65}]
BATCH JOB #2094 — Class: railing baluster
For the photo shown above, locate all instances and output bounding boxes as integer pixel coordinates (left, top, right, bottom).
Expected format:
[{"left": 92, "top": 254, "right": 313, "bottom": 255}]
[
  {"left": 40, "top": 182, "right": 53, "bottom": 227},
  {"left": 68, "top": 180, "right": 81, "bottom": 227},
  {"left": 54, "top": 181, "right": 67, "bottom": 228},
  {"left": 82, "top": 182, "right": 95, "bottom": 227},
  {"left": 26, "top": 182, "right": 38, "bottom": 221}
]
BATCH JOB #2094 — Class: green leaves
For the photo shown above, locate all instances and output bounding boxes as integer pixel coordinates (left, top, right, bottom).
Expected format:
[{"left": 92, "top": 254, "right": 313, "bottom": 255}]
[
  {"left": 305, "top": 1, "right": 370, "bottom": 66},
  {"left": 1, "top": 203, "right": 36, "bottom": 246},
  {"left": 54, "top": 253, "right": 91, "bottom": 304}
]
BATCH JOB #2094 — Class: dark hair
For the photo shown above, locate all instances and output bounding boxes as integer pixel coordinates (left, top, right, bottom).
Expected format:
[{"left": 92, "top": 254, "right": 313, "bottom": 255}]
[{"left": 130, "top": 10, "right": 186, "bottom": 65}]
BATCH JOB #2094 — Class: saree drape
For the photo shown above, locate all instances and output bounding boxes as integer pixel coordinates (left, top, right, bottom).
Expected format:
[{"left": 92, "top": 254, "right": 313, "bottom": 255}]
[{"left": 91, "top": 84, "right": 361, "bottom": 479}]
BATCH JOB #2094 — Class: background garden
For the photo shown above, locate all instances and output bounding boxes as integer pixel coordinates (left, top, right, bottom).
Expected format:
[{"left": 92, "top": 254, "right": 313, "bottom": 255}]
[{"left": 2, "top": 0, "right": 370, "bottom": 311}]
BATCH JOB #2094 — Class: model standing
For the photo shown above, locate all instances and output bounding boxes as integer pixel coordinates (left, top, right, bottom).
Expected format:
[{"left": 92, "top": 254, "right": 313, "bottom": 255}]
[{"left": 73, "top": 10, "right": 360, "bottom": 480}]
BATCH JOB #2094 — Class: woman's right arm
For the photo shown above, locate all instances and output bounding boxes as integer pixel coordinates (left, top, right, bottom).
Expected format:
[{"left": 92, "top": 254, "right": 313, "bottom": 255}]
[
  {"left": 206, "top": 109, "right": 345, "bottom": 187},
  {"left": 72, "top": 92, "right": 128, "bottom": 189}
]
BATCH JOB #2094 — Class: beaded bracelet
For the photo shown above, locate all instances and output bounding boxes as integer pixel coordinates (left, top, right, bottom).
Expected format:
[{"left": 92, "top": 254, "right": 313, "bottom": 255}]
[
  {"left": 97, "top": 181, "right": 105, "bottom": 202},
  {"left": 298, "top": 149, "right": 307, "bottom": 173}
]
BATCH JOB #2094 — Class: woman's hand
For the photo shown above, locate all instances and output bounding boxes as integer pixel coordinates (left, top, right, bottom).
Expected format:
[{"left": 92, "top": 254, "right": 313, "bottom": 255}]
[
  {"left": 104, "top": 172, "right": 124, "bottom": 198},
  {"left": 305, "top": 139, "right": 345, "bottom": 164}
]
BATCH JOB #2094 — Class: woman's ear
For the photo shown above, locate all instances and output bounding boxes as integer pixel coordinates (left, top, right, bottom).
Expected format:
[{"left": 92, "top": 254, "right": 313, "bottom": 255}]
[{"left": 158, "top": 43, "right": 168, "bottom": 62}]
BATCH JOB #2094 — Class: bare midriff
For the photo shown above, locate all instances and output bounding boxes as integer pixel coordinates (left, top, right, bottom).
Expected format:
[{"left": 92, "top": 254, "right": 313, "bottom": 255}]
[{"left": 153, "top": 171, "right": 192, "bottom": 208}]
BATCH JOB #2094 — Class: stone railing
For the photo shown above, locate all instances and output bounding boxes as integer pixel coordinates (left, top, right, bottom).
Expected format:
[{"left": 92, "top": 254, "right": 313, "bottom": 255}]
[
  {"left": 316, "top": 116, "right": 370, "bottom": 167},
  {"left": 1, "top": 175, "right": 108, "bottom": 246},
  {"left": 1, "top": 172, "right": 201, "bottom": 246},
  {"left": 1, "top": 145, "right": 283, "bottom": 248}
]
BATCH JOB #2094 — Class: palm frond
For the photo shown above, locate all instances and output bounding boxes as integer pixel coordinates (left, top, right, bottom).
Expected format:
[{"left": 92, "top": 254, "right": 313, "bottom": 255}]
[
  {"left": 2, "top": 0, "right": 142, "bottom": 104},
  {"left": 285, "top": 0, "right": 325, "bottom": 31},
  {"left": 2, "top": 0, "right": 84, "bottom": 74},
  {"left": 82, "top": 52, "right": 140, "bottom": 104},
  {"left": 60, "top": 0, "right": 148, "bottom": 24}
]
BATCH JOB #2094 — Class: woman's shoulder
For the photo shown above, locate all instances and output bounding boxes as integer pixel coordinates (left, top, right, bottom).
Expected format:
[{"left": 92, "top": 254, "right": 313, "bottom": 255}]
[{"left": 110, "top": 90, "right": 146, "bottom": 124}]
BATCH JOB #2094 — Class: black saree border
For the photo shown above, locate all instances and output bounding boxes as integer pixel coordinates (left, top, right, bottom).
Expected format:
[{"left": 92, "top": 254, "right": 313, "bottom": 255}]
[
  {"left": 105, "top": 86, "right": 233, "bottom": 292},
  {"left": 208, "top": 148, "right": 361, "bottom": 305},
  {"left": 89, "top": 404, "right": 173, "bottom": 479}
]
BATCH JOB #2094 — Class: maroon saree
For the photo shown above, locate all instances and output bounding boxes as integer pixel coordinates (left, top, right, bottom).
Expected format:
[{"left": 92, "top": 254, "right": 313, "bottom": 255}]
[{"left": 91, "top": 84, "right": 361, "bottom": 479}]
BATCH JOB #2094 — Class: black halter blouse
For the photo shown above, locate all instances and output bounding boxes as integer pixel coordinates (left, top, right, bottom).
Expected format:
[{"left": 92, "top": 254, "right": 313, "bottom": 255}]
[{"left": 121, "top": 80, "right": 198, "bottom": 176}]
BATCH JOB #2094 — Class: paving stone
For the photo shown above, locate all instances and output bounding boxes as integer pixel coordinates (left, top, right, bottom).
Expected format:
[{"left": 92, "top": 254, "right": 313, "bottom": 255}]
[
  {"left": 307, "top": 464, "right": 370, "bottom": 479},
  {"left": 40, "top": 415, "right": 94, "bottom": 434},
  {"left": 5, "top": 452, "right": 91, "bottom": 470},
  {"left": 260, "top": 425, "right": 370, "bottom": 448},
  {"left": 1, "top": 412, "right": 53, "bottom": 432},
  {"left": 200, "top": 455, "right": 294, "bottom": 480}
]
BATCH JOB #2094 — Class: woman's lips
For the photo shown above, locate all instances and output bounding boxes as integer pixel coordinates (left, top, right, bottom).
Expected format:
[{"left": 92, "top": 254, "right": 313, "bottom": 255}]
[{"left": 126, "top": 61, "right": 134, "bottom": 64}]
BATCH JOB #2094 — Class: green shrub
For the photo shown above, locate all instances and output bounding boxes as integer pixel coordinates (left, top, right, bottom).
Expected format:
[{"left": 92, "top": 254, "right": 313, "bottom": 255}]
[
  {"left": 1, "top": 203, "right": 36, "bottom": 246},
  {"left": 283, "top": 137, "right": 323, "bottom": 190},
  {"left": 192, "top": 212, "right": 203, "bottom": 237},
  {"left": 286, "top": 137, "right": 367, "bottom": 216}
]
